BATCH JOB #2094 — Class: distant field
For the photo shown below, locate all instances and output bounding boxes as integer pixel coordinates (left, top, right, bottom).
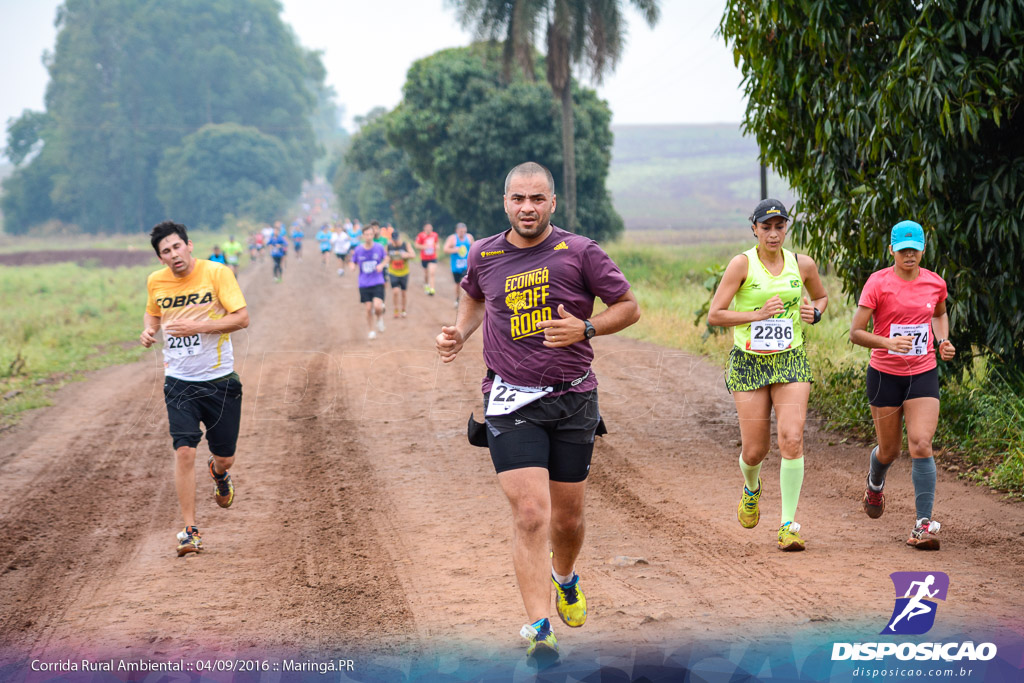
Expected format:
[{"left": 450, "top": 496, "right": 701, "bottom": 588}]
[{"left": 608, "top": 123, "right": 797, "bottom": 235}]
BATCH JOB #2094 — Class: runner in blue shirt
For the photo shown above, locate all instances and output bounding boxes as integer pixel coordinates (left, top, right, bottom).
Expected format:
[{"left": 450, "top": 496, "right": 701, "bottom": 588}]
[
  {"left": 443, "top": 222, "right": 475, "bottom": 308},
  {"left": 290, "top": 224, "right": 305, "bottom": 261},
  {"left": 316, "top": 224, "right": 333, "bottom": 267},
  {"left": 268, "top": 228, "right": 288, "bottom": 282}
]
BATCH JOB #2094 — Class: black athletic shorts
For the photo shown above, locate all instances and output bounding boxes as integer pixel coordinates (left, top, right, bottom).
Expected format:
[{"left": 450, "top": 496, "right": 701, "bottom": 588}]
[
  {"left": 483, "top": 389, "right": 600, "bottom": 483},
  {"left": 359, "top": 284, "right": 385, "bottom": 303},
  {"left": 452, "top": 270, "right": 467, "bottom": 285},
  {"left": 163, "top": 372, "right": 243, "bottom": 456},
  {"left": 389, "top": 273, "right": 409, "bottom": 290},
  {"left": 421, "top": 258, "right": 436, "bottom": 269},
  {"left": 866, "top": 365, "right": 940, "bottom": 407}
]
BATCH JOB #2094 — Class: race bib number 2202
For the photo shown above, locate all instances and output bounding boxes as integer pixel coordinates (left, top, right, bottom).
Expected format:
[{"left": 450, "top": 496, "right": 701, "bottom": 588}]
[{"left": 166, "top": 334, "right": 202, "bottom": 358}]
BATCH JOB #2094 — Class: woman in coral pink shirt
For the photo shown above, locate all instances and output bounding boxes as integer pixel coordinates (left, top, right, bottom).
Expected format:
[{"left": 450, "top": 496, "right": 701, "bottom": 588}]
[{"left": 850, "top": 220, "right": 956, "bottom": 551}]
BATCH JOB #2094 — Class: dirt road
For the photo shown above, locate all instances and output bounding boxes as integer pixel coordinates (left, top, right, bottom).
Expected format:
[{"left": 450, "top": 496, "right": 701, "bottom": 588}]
[{"left": 1, "top": 238, "right": 1022, "bottom": 676}]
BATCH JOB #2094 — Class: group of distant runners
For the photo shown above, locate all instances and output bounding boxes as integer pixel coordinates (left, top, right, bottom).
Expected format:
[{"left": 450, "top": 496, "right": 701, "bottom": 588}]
[{"left": 141, "top": 161, "right": 956, "bottom": 665}]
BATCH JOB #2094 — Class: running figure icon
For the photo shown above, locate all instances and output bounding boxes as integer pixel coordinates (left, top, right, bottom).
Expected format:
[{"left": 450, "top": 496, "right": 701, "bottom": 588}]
[{"left": 887, "top": 574, "right": 938, "bottom": 632}]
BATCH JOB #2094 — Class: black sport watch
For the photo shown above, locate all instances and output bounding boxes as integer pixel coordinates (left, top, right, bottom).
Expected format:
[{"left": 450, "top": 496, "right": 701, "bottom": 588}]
[{"left": 583, "top": 319, "right": 597, "bottom": 340}]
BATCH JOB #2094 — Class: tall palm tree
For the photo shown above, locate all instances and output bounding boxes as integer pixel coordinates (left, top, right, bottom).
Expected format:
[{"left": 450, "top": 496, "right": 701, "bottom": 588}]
[{"left": 451, "top": 0, "right": 660, "bottom": 232}]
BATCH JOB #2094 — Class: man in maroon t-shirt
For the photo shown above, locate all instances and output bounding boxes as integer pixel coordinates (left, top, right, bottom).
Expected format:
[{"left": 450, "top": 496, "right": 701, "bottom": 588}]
[{"left": 435, "top": 161, "right": 640, "bottom": 662}]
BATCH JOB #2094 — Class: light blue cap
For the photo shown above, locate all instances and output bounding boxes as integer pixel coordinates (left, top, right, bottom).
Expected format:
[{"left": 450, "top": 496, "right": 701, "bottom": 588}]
[{"left": 890, "top": 220, "right": 925, "bottom": 251}]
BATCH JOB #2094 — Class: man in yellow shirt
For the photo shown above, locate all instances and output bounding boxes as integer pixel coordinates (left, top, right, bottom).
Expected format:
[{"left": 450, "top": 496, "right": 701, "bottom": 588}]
[{"left": 140, "top": 221, "right": 250, "bottom": 556}]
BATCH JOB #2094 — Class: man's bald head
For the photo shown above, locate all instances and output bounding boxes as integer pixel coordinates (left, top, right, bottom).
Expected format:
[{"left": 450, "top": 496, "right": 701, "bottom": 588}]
[{"left": 504, "top": 162, "right": 555, "bottom": 195}]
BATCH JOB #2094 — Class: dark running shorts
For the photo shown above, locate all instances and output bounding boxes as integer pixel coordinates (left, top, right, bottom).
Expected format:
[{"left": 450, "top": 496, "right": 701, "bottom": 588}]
[
  {"left": 452, "top": 270, "right": 467, "bottom": 285},
  {"left": 164, "top": 372, "right": 243, "bottom": 456},
  {"left": 359, "top": 284, "right": 385, "bottom": 303},
  {"left": 483, "top": 389, "right": 601, "bottom": 483},
  {"left": 866, "top": 365, "right": 940, "bottom": 407},
  {"left": 725, "top": 346, "right": 813, "bottom": 392},
  {"left": 389, "top": 273, "right": 409, "bottom": 290},
  {"left": 421, "top": 258, "right": 436, "bottom": 269}
]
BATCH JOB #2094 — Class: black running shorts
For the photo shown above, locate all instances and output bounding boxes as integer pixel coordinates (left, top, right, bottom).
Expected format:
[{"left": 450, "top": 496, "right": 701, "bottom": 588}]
[
  {"left": 452, "top": 270, "right": 467, "bottom": 285},
  {"left": 866, "top": 365, "right": 940, "bottom": 407},
  {"left": 164, "top": 372, "right": 243, "bottom": 456},
  {"left": 389, "top": 274, "right": 409, "bottom": 290},
  {"left": 359, "top": 284, "right": 385, "bottom": 303},
  {"left": 483, "top": 389, "right": 600, "bottom": 483}
]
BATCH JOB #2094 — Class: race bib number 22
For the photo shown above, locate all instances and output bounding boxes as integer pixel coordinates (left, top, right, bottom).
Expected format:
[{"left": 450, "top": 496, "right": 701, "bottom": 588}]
[{"left": 486, "top": 374, "right": 552, "bottom": 416}]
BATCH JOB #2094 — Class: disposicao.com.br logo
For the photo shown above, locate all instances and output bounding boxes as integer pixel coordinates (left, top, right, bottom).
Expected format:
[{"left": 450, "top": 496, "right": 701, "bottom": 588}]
[{"left": 832, "top": 572, "right": 998, "bottom": 662}]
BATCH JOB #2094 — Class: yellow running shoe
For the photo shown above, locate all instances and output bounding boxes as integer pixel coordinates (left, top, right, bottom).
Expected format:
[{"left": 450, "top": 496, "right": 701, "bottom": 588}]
[
  {"left": 777, "top": 521, "right": 805, "bottom": 552},
  {"left": 208, "top": 456, "right": 234, "bottom": 508},
  {"left": 520, "top": 619, "right": 558, "bottom": 664},
  {"left": 552, "top": 573, "right": 587, "bottom": 627},
  {"left": 737, "top": 478, "right": 762, "bottom": 528},
  {"left": 176, "top": 526, "right": 202, "bottom": 556}
]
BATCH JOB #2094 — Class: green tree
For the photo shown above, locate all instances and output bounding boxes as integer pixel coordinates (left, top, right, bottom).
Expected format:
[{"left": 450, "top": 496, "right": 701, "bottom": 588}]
[
  {"left": 4, "top": 111, "right": 50, "bottom": 166},
  {"left": 331, "top": 108, "right": 456, "bottom": 231},
  {"left": 157, "top": 123, "right": 295, "bottom": 229},
  {"left": 450, "top": 0, "right": 660, "bottom": 232},
  {"left": 387, "top": 45, "right": 622, "bottom": 240},
  {"left": 3, "top": 0, "right": 323, "bottom": 233},
  {"left": 720, "top": 0, "right": 1024, "bottom": 367}
]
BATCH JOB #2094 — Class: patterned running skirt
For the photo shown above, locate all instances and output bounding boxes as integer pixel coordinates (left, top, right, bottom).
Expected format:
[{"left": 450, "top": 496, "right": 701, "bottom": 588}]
[{"left": 725, "top": 346, "right": 813, "bottom": 392}]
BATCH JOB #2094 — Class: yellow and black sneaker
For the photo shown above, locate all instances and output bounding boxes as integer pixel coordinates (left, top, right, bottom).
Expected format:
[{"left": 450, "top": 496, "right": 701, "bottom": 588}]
[
  {"left": 520, "top": 618, "right": 558, "bottom": 665},
  {"left": 737, "top": 478, "right": 762, "bottom": 528},
  {"left": 552, "top": 573, "right": 587, "bottom": 628},
  {"left": 176, "top": 526, "right": 202, "bottom": 556},
  {"left": 208, "top": 456, "right": 234, "bottom": 508},
  {"left": 777, "top": 521, "right": 805, "bottom": 552}
]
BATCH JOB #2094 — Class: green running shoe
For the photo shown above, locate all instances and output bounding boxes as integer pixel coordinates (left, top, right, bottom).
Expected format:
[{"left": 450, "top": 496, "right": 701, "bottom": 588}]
[
  {"left": 777, "top": 521, "right": 805, "bottom": 552},
  {"left": 737, "top": 478, "right": 762, "bottom": 528}
]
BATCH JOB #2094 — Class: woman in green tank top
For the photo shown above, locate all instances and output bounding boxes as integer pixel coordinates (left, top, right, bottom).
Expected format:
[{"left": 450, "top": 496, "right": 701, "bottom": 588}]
[{"left": 707, "top": 199, "right": 829, "bottom": 552}]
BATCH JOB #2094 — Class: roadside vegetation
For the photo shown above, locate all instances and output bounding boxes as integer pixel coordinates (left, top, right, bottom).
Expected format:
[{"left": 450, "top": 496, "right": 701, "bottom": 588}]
[
  {"left": 605, "top": 238, "right": 1024, "bottom": 500},
  {"left": 0, "top": 233, "right": 238, "bottom": 430}
]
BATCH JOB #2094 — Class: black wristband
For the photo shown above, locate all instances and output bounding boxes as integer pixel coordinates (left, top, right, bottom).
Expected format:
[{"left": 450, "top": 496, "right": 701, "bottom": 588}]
[{"left": 812, "top": 307, "right": 821, "bottom": 325}]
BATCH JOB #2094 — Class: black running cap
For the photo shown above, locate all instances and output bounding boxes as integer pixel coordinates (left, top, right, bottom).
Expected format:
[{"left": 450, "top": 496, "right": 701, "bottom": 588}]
[{"left": 751, "top": 199, "right": 790, "bottom": 223}]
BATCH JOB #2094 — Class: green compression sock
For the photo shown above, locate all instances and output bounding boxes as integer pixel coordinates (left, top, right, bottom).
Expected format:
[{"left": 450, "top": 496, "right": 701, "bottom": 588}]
[
  {"left": 739, "top": 453, "right": 762, "bottom": 492},
  {"left": 780, "top": 456, "right": 805, "bottom": 525}
]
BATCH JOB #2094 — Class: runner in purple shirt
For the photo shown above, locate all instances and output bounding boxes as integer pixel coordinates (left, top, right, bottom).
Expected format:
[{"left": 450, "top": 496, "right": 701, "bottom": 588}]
[
  {"left": 350, "top": 224, "right": 388, "bottom": 340},
  {"left": 435, "top": 161, "right": 640, "bottom": 663}
]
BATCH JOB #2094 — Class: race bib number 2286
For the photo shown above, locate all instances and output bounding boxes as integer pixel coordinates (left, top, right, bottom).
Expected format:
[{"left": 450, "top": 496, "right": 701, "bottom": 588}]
[{"left": 750, "top": 318, "right": 793, "bottom": 352}]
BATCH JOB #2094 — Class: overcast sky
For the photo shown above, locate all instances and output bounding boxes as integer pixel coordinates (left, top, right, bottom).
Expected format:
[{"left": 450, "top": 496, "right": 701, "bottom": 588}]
[{"left": 1, "top": 0, "right": 746, "bottom": 141}]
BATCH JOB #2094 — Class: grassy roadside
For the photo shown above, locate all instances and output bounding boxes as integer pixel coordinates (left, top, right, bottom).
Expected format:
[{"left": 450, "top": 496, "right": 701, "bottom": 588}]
[
  {"left": 0, "top": 233, "right": 247, "bottom": 430},
  {"left": 604, "top": 238, "right": 1024, "bottom": 500},
  {"left": 0, "top": 262, "right": 152, "bottom": 428}
]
